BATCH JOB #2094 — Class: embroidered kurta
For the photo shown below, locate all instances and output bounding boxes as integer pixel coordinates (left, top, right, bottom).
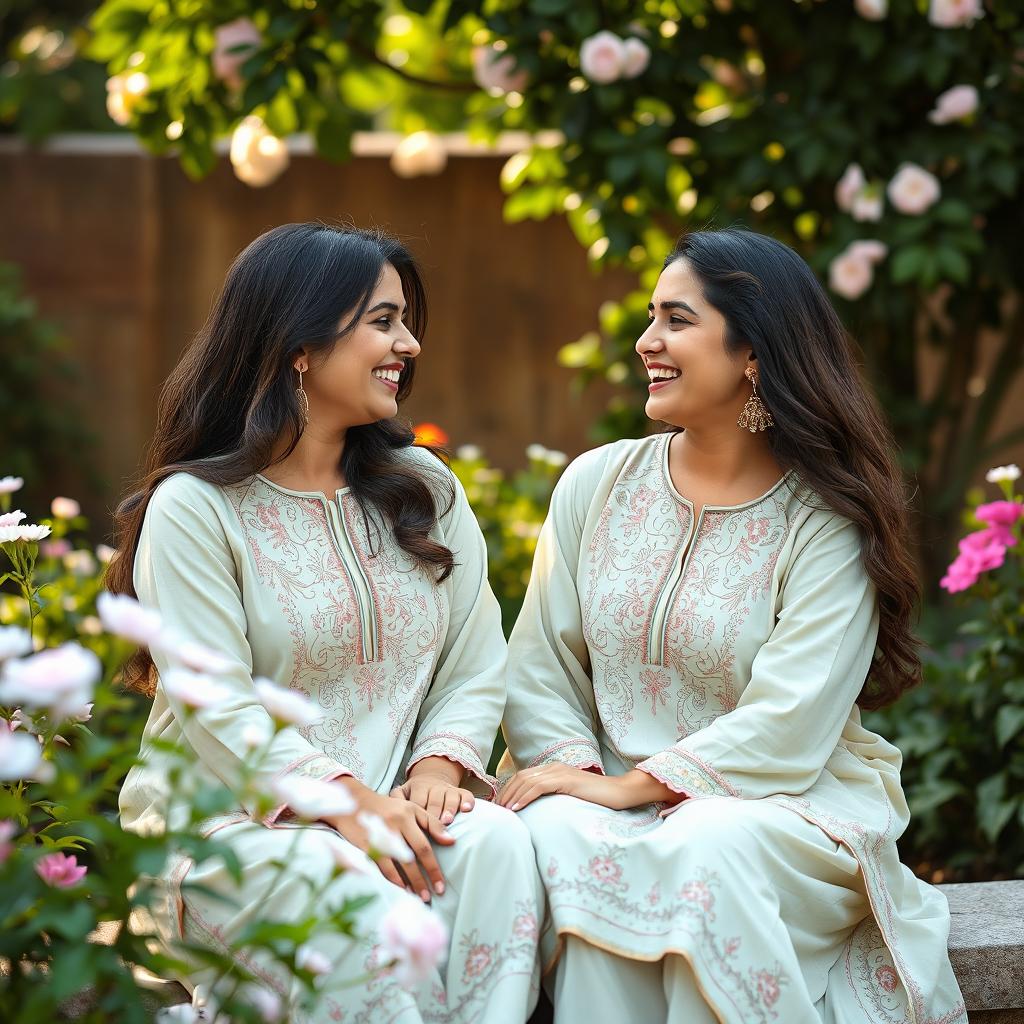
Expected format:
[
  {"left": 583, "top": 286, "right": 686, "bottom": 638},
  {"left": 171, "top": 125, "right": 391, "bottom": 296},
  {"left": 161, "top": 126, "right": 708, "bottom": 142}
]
[
  {"left": 502, "top": 434, "right": 965, "bottom": 1024},
  {"left": 120, "top": 446, "right": 541, "bottom": 1023}
]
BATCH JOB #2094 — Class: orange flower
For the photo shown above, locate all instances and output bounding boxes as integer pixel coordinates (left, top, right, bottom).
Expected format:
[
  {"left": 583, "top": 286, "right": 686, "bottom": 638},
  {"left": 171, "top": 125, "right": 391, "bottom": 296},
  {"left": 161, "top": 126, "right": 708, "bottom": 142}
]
[{"left": 413, "top": 423, "right": 449, "bottom": 447}]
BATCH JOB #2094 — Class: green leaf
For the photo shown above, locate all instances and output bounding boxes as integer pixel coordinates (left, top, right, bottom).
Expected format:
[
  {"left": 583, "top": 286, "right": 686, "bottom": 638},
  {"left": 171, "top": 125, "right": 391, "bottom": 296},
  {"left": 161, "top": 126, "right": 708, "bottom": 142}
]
[
  {"left": 890, "top": 246, "right": 928, "bottom": 284},
  {"left": 996, "top": 705, "right": 1024, "bottom": 748},
  {"left": 976, "top": 773, "right": 1017, "bottom": 843}
]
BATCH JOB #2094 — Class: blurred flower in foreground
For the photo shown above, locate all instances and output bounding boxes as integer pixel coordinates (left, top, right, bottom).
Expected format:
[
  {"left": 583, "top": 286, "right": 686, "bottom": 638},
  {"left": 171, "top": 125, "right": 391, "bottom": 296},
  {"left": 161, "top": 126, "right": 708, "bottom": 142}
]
[{"left": 413, "top": 423, "right": 449, "bottom": 446}]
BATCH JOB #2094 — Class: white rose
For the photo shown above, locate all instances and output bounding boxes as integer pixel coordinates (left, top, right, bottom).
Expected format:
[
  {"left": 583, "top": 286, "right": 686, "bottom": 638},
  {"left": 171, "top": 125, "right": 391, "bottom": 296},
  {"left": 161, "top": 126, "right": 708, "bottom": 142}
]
[
  {"left": 97, "top": 592, "right": 163, "bottom": 646},
  {"left": 0, "top": 643, "right": 100, "bottom": 721},
  {"left": 579, "top": 31, "right": 626, "bottom": 85},
  {"left": 50, "top": 497, "right": 81, "bottom": 519},
  {"left": 851, "top": 191, "right": 884, "bottom": 222},
  {"left": 212, "top": 17, "right": 262, "bottom": 91},
  {"left": 471, "top": 45, "right": 528, "bottom": 94},
  {"left": 162, "top": 668, "right": 233, "bottom": 710},
  {"left": 0, "top": 730, "right": 43, "bottom": 780},
  {"left": 887, "top": 163, "right": 941, "bottom": 215},
  {"left": 0, "top": 627, "right": 32, "bottom": 662},
  {"left": 621, "top": 38, "right": 651, "bottom": 79},
  {"left": 855, "top": 0, "right": 888, "bottom": 18},
  {"left": 834, "top": 163, "right": 866, "bottom": 212},
  {"left": 847, "top": 240, "right": 889, "bottom": 265},
  {"left": 828, "top": 250, "right": 874, "bottom": 300},
  {"left": 929, "top": 0, "right": 984, "bottom": 28},
  {"left": 928, "top": 84, "right": 979, "bottom": 124}
]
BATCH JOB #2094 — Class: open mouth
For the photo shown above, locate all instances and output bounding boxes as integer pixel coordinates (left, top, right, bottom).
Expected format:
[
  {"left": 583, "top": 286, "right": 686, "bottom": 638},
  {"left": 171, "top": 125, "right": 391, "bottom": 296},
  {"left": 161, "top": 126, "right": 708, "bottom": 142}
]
[
  {"left": 371, "top": 365, "right": 402, "bottom": 393},
  {"left": 647, "top": 366, "right": 681, "bottom": 393}
]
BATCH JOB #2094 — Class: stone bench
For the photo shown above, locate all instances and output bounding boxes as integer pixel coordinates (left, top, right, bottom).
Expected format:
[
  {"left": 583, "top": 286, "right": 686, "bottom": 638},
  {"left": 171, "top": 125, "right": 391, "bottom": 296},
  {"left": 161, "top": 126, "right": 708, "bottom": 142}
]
[{"left": 67, "top": 880, "right": 1024, "bottom": 1020}]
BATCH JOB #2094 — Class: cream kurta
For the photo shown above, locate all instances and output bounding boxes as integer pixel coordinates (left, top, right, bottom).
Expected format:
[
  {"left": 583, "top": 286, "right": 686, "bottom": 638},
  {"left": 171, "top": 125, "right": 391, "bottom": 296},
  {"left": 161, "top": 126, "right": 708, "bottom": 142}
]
[
  {"left": 502, "top": 434, "right": 965, "bottom": 1024},
  {"left": 120, "top": 446, "right": 542, "bottom": 1023}
]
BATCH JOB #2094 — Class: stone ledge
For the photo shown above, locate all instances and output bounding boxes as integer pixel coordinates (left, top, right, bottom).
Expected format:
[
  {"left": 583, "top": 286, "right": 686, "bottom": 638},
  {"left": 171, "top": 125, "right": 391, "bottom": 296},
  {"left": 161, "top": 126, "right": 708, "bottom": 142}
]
[{"left": 940, "top": 880, "right": 1024, "bottom": 1013}]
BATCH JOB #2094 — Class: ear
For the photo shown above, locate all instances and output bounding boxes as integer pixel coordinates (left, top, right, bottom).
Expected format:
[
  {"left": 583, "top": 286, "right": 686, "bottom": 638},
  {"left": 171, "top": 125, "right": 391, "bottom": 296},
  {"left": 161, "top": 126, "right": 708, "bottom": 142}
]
[{"left": 293, "top": 347, "right": 308, "bottom": 373}]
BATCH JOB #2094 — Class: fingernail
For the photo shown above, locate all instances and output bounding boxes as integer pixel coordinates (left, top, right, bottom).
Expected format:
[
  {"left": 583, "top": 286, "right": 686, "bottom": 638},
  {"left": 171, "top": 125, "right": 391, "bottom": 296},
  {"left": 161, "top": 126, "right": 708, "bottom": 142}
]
[
  {"left": 442, "top": 813, "right": 453, "bottom": 824},
  {"left": 435, "top": 881, "right": 445, "bottom": 895},
  {"left": 462, "top": 802, "right": 472, "bottom": 810},
  {"left": 421, "top": 889, "right": 431, "bottom": 902},
  {"left": 510, "top": 803, "right": 519, "bottom": 810}
]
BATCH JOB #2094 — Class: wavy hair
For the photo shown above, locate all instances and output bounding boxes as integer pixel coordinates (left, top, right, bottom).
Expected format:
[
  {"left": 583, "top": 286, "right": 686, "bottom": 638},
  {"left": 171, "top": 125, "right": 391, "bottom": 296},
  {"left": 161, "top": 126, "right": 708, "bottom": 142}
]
[
  {"left": 106, "top": 222, "right": 454, "bottom": 694},
  {"left": 666, "top": 228, "right": 921, "bottom": 709}
]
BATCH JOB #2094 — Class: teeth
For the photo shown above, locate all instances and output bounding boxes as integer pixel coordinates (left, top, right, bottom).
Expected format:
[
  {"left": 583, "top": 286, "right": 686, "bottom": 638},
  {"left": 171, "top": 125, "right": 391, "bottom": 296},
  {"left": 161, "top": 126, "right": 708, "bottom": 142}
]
[
  {"left": 372, "top": 367, "right": 402, "bottom": 383},
  {"left": 648, "top": 367, "right": 681, "bottom": 382}
]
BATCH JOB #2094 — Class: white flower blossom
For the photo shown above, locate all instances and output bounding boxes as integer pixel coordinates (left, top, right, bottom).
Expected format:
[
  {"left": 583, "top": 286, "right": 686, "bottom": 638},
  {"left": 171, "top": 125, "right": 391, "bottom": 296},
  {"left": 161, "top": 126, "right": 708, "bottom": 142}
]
[
  {"left": 97, "top": 592, "right": 164, "bottom": 646},
  {"left": 0, "top": 643, "right": 100, "bottom": 721},
  {"left": 96, "top": 544, "right": 117, "bottom": 563},
  {"left": 0, "top": 477, "right": 24, "bottom": 495},
  {"left": 455, "top": 444, "right": 483, "bottom": 462},
  {"left": 269, "top": 775, "right": 357, "bottom": 820},
  {"left": 378, "top": 895, "right": 449, "bottom": 988},
  {"left": 0, "top": 626, "right": 32, "bottom": 661},
  {"left": 0, "top": 510, "right": 26, "bottom": 528},
  {"left": 162, "top": 668, "right": 233, "bottom": 710},
  {"left": 63, "top": 550, "right": 97, "bottom": 577},
  {"left": 50, "top": 497, "right": 81, "bottom": 519},
  {"left": 358, "top": 811, "right": 414, "bottom": 863},
  {"left": 0, "top": 523, "right": 52, "bottom": 543},
  {"left": 255, "top": 678, "right": 322, "bottom": 727},
  {"left": 0, "top": 730, "right": 44, "bottom": 780},
  {"left": 296, "top": 944, "right": 332, "bottom": 976},
  {"left": 986, "top": 465, "right": 1020, "bottom": 483}
]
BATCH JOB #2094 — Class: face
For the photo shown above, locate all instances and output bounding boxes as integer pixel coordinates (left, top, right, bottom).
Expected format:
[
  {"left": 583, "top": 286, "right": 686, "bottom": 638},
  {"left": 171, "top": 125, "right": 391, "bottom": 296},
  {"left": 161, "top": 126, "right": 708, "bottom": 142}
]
[
  {"left": 635, "top": 258, "right": 753, "bottom": 430},
  {"left": 297, "top": 263, "right": 420, "bottom": 430}
]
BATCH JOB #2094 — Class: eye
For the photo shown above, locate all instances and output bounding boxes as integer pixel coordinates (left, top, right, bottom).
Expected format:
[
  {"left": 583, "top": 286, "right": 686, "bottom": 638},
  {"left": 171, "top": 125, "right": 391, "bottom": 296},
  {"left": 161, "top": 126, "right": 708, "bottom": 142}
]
[
  {"left": 669, "top": 315, "right": 690, "bottom": 326},
  {"left": 374, "top": 315, "right": 393, "bottom": 328}
]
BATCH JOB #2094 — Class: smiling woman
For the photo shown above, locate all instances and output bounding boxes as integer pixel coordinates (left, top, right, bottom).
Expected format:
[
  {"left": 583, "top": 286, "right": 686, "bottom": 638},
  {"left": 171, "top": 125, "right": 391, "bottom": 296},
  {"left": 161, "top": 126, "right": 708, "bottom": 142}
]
[{"left": 105, "top": 222, "right": 543, "bottom": 1023}]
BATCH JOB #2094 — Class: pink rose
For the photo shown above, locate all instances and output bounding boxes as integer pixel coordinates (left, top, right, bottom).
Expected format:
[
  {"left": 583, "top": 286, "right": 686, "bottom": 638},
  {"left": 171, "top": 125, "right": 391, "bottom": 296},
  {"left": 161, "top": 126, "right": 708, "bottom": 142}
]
[
  {"left": 940, "top": 554, "right": 979, "bottom": 593},
  {"left": 579, "top": 31, "right": 626, "bottom": 84},
  {"left": 50, "top": 497, "right": 80, "bottom": 519},
  {"left": 855, "top": 0, "right": 888, "bottom": 18},
  {"left": 378, "top": 895, "right": 448, "bottom": 988},
  {"left": 975, "top": 500, "right": 1024, "bottom": 530},
  {"left": 960, "top": 526, "right": 1015, "bottom": 553},
  {"left": 212, "top": 18, "right": 262, "bottom": 91},
  {"left": 929, "top": 84, "right": 979, "bottom": 124},
  {"left": 851, "top": 191, "right": 884, "bottom": 222},
  {"left": 621, "top": 38, "right": 651, "bottom": 79},
  {"left": 472, "top": 46, "right": 528, "bottom": 94},
  {"left": 835, "top": 163, "right": 866, "bottom": 212},
  {"left": 848, "top": 240, "right": 889, "bottom": 265},
  {"left": 929, "top": 0, "right": 984, "bottom": 28},
  {"left": 887, "top": 163, "right": 941, "bottom": 215},
  {"left": 35, "top": 852, "right": 88, "bottom": 888},
  {"left": 829, "top": 249, "right": 874, "bottom": 300}
]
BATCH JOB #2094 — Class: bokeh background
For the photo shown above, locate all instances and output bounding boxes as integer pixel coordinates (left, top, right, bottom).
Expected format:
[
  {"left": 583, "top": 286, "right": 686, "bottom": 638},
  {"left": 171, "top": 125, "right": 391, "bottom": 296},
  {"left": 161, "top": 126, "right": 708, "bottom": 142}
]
[{"left": 1, "top": 0, "right": 1022, "bottom": 883}]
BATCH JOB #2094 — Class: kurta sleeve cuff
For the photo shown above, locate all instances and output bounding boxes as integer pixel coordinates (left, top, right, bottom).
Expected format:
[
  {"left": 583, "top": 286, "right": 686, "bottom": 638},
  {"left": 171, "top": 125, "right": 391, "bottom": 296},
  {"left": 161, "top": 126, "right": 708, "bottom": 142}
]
[
  {"left": 408, "top": 732, "right": 499, "bottom": 799},
  {"left": 261, "top": 753, "right": 354, "bottom": 827},
  {"left": 636, "top": 747, "right": 738, "bottom": 799},
  {"left": 527, "top": 738, "right": 604, "bottom": 774}
]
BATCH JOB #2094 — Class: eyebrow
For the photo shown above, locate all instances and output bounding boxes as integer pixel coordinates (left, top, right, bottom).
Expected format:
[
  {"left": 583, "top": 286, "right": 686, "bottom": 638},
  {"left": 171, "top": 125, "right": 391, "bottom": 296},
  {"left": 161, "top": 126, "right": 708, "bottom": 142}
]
[
  {"left": 648, "top": 299, "right": 699, "bottom": 317},
  {"left": 366, "top": 301, "right": 405, "bottom": 315}
]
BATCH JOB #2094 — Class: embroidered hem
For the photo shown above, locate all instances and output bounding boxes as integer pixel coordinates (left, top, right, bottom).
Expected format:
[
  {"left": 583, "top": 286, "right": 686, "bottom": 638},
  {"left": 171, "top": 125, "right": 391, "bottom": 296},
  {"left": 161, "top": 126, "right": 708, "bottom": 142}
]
[
  {"left": 409, "top": 732, "right": 499, "bottom": 799},
  {"left": 636, "top": 747, "right": 738, "bottom": 799},
  {"left": 527, "top": 738, "right": 604, "bottom": 773}
]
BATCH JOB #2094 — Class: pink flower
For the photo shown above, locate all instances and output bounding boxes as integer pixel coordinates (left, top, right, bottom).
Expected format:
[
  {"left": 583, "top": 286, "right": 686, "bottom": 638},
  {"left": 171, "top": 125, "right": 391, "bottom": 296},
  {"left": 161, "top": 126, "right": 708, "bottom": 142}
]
[
  {"left": 462, "top": 942, "right": 494, "bottom": 981},
  {"left": 378, "top": 895, "right": 448, "bottom": 988},
  {"left": 0, "top": 820, "right": 16, "bottom": 864},
  {"left": 929, "top": 84, "right": 979, "bottom": 124},
  {"left": 162, "top": 667, "right": 233, "bottom": 710},
  {"left": 975, "top": 501, "right": 1024, "bottom": 530},
  {"left": 0, "top": 643, "right": 100, "bottom": 721},
  {"left": 875, "top": 964, "right": 899, "bottom": 992},
  {"left": 621, "top": 38, "right": 651, "bottom": 79},
  {"left": 472, "top": 45, "right": 528, "bottom": 94},
  {"left": 887, "top": 163, "right": 941, "bottom": 215},
  {"left": 212, "top": 18, "right": 262, "bottom": 91},
  {"left": 929, "top": 0, "right": 984, "bottom": 28},
  {"left": 579, "top": 31, "right": 627, "bottom": 84},
  {"left": 829, "top": 249, "right": 874, "bottom": 300},
  {"left": 851, "top": 191, "right": 884, "bottom": 222},
  {"left": 41, "top": 539, "right": 72, "bottom": 558},
  {"left": 588, "top": 855, "right": 623, "bottom": 886},
  {"left": 97, "top": 592, "right": 164, "bottom": 646},
  {"left": 0, "top": 510, "right": 26, "bottom": 528},
  {"left": 35, "top": 851, "right": 88, "bottom": 888},
  {"left": 940, "top": 554, "right": 979, "bottom": 593},
  {"left": 855, "top": 0, "right": 887, "bottom": 18},
  {"left": 50, "top": 497, "right": 80, "bottom": 519},
  {"left": 835, "top": 163, "right": 866, "bottom": 212},
  {"left": 848, "top": 240, "right": 889, "bottom": 265},
  {"left": 755, "top": 969, "right": 781, "bottom": 1007}
]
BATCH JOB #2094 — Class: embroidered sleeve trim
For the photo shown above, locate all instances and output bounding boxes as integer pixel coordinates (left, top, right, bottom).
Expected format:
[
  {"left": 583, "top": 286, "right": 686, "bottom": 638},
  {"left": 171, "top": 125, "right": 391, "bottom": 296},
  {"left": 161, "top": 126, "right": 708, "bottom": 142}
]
[
  {"left": 261, "top": 752, "right": 353, "bottom": 826},
  {"left": 636, "top": 746, "right": 738, "bottom": 799},
  {"left": 409, "top": 732, "right": 499, "bottom": 799},
  {"left": 527, "top": 738, "right": 605, "bottom": 774}
]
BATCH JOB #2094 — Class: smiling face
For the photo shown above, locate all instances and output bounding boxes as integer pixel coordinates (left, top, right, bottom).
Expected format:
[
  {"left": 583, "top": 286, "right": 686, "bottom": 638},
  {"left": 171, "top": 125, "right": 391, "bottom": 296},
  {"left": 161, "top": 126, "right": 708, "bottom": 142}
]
[
  {"left": 635, "top": 258, "right": 754, "bottom": 430},
  {"left": 299, "top": 262, "right": 420, "bottom": 430}
]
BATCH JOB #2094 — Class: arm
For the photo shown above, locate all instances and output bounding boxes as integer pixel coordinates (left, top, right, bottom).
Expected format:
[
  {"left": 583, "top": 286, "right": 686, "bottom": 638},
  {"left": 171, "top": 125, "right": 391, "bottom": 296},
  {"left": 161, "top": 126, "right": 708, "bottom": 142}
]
[
  {"left": 636, "top": 513, "right": 879, "bottom": 801},
  {"left": 501, "top": 452, "right": 605, "bottom": 774},
  {"left": 134, "top": 474, "right": 351, "bottom": 822},
  {"left": 405, "top": 470, "right": 507, "bottom": 799}
]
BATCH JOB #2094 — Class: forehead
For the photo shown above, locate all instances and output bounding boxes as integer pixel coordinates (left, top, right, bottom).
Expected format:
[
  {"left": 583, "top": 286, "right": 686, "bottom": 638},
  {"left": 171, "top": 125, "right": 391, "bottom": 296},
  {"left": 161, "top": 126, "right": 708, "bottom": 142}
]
[
  {"left": 371, "top": 262, "right": 405, "bottom": 299},
  {"left": 652, "top": 259, "right": 702, "bottom": 303}
]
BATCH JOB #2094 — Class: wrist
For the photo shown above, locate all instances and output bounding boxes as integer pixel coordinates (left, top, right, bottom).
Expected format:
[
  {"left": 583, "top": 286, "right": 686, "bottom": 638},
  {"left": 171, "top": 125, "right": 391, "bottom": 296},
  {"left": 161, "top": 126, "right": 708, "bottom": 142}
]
[
  {"left": 614, "top": 769, "right": 679, "bottom": 809},
  {"left": 408, "top": 756, "right": 464, "bottom": 786}
]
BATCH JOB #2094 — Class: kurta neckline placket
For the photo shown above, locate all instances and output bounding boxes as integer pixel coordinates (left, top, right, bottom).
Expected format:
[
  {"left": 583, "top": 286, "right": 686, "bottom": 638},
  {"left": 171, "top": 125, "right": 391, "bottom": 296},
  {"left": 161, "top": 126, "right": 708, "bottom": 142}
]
[
  {"left": 644, "top": 434, "right": 795, "bottom": 668},
  {"left": 253, "top": 474, "right": 378, "bottom": 664}
]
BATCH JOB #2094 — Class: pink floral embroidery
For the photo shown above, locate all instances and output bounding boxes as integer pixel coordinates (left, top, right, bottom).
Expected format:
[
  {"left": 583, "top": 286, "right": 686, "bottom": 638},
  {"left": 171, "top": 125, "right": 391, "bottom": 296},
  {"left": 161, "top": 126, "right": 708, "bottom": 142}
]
[
  {"left": 875, "top": 964, "right": 899, "bottom": 993},
  {"left": 754, "top": 969, "right": 781, "bottom": 1008},
  {"left": 746, "top": 517, "right": 771, "bottom": 544},
  {"left": 462, "top": 942, "right": 494, "bottom": 981},
  {"left": 512, "top": 912, "right": 538, "bottom": 941},
  {"left": 639, "top": 668, "right": 671, "bottom": 714},
  {"left": 588, "top": 855, "right": 623, "bottom": 887},
  {"left": 724, "top": 936, "right": 741, "bottom": 956},
  {"left": 646, "top": 882, "right": 661, "bottom": 907},
  {"left": 546, "top": 858, "right": 559, "bottom": 879},
  {"left": 680, "top": 879, "right": 715, "bottom": 914}
]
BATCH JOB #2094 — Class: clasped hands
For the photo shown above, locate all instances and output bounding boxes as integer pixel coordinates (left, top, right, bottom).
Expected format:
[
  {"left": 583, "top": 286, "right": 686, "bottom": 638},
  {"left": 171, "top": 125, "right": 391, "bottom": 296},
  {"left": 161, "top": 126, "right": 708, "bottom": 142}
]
[{"left": 497, "top": 761, "right": 679, "bottom": 812}]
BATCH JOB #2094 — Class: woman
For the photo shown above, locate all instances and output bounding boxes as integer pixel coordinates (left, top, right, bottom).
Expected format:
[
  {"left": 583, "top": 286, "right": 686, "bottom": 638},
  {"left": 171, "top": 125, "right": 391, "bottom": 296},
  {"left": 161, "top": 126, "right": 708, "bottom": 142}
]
[
  {"left": 113, "top": 223, "right": 542, "bottom": 1023},
  {"left": 500, "top": 229, "right": 964, "bottom": 1023}
]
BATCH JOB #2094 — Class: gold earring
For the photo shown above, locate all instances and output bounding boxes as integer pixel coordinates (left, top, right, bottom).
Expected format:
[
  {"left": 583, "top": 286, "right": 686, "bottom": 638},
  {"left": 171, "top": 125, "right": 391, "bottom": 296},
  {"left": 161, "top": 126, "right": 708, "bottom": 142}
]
[
  {"left": 295, "top": 366, "right": 309, "bottom": 425},
  {"left": 737, "top": 366, "right": 774, "bottom": 432}
]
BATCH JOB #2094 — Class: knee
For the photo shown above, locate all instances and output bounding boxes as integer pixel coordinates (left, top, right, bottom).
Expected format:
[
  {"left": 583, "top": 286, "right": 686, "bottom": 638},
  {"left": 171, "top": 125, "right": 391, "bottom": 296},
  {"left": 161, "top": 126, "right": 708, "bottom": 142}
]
[
  {"left": 451, "top": 799, "right": 536, "bottom": 865},
  {"left": 667, "top": 797, "right": 768, "bottom": 862}
]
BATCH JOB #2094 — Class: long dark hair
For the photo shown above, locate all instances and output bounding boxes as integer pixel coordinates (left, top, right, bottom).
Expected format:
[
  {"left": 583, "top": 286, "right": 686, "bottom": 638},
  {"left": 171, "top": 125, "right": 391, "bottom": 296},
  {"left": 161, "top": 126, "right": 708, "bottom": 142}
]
[
  {"left": 666, "top": 228, "right": 920, "bottom": 710},
  {"left": 107, "top": 222, "right": 455, "bottom": 694}
]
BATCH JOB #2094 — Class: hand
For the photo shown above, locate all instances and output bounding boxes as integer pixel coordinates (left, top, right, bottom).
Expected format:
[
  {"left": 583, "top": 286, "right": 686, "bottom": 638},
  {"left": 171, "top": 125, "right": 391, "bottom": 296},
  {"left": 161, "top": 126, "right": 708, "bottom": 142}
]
[
  {"left": 390, "top": 755, "right": 475, "bottom": 826},
  {"left": 498, "top": 764, "right": 682, "bottom": 812},
  {"left": 322, "top": 781, "right": 454, "bottom": 903}
]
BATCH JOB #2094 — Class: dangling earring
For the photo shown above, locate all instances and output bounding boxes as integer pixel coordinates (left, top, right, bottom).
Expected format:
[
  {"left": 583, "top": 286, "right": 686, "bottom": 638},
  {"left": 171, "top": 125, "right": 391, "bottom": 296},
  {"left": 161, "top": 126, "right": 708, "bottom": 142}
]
[
  {"left": 295, "top": 365, "right": 309, "bottom": 425},
  {"left": 737, "top": 366, "right": 774, "bottom": 432}
]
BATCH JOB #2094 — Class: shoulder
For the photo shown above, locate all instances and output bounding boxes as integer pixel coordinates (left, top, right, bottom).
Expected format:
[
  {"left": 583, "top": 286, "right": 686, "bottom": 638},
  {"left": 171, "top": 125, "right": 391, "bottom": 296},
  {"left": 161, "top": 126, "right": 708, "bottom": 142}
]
[
  {"left": 557, "top": 436, "right": 656, "bottom": 493},
  {"left": 144, "top": 472, "right": 238, "bottom": 538}
]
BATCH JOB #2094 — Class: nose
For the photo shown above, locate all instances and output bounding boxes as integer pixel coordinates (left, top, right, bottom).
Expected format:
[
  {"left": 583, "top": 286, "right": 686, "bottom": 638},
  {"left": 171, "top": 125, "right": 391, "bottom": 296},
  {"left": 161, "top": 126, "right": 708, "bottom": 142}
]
[
  {"left": 395, "top": 323, "right": 421, "bottom": 358},
  {"left": 635, "top": 320, "right": 663, "bottom": 357}
]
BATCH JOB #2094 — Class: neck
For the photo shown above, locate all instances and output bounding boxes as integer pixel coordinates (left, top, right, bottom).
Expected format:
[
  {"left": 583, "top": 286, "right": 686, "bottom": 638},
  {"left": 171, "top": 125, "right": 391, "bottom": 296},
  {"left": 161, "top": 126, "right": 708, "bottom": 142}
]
[
  {"left": 670, "top": 422, "right": 779, "bottom": 484},
  {"left": 266, "top": 422, "right": 348, "bottom": 484}
]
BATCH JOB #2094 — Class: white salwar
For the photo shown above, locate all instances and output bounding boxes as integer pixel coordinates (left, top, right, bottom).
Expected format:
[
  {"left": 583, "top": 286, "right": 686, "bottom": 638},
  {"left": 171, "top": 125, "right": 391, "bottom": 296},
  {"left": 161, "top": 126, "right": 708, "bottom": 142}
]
[
  {"left": 120, "top": 446, "right": 542, "bottom": 1023},
  {"left": 502, "top": 435, "right": 965, "bottom": 1024}
]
